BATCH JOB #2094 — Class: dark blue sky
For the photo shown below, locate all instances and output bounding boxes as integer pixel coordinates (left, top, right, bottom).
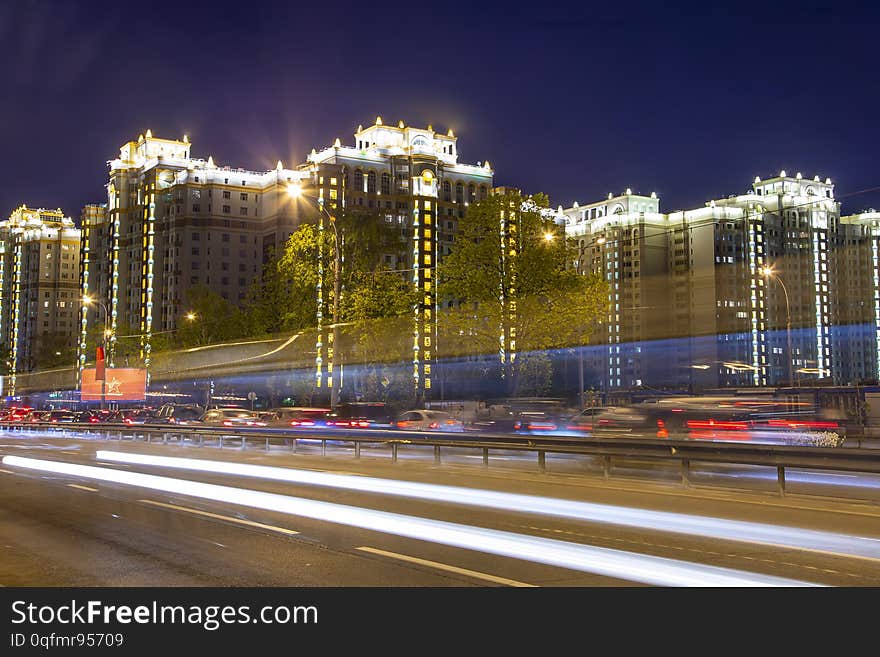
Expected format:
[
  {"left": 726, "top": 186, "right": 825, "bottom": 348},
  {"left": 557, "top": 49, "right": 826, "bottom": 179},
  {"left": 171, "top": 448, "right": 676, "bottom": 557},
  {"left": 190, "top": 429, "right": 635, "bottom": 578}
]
[{"left": 2, "top": 0, "right": 878, "bottom": 219}]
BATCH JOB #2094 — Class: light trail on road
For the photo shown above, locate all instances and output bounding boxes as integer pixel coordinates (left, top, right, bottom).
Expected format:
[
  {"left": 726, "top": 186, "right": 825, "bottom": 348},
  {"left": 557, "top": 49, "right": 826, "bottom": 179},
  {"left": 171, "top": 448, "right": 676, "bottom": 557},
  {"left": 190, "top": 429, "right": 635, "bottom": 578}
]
[
  {"left": 95, "top": 450, "right": 880, "bottom": 563},
  {"left": 2, "top": 455, "right": 815, "bottom": 586}
]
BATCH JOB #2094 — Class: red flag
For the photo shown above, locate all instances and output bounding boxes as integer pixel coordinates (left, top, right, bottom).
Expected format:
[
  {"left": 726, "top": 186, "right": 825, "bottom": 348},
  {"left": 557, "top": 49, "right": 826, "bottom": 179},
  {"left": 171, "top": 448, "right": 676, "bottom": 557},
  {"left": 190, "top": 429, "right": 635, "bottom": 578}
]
[{"left": 96, "top": 346, "right": 106, "bottom": 381}]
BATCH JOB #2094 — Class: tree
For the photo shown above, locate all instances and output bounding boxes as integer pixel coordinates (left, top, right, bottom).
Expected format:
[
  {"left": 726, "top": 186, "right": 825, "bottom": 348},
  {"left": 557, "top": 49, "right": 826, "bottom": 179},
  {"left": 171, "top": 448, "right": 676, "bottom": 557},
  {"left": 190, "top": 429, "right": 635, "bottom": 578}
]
[
  {"left": 275, "top": 210, "right": 413, "bottom": 401},
  {"left": 175, "top": 285, "right": 250, "bottom": 347},
  {"left": 340, "top": 270, "right": 420, "bottom": 402},
  {"left": 438, "top": 190, "right": 609, "bottom": 396},
  {"left": 32, "top": 333, "right": 77, "bottom": 370}
]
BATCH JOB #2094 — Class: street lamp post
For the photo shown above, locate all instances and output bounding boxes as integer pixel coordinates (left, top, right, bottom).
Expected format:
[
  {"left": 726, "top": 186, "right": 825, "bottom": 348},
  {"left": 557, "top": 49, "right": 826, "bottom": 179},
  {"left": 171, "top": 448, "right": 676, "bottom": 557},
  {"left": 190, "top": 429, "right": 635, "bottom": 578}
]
[
  {"left": 761, "top": 267, "right": 797, "bottom": 387},
  {"left": 82, "top": 295, "right": 110, "bottom": 409},
  {"left": 288, "top": 183, "right": 343, "bottom": 407}
]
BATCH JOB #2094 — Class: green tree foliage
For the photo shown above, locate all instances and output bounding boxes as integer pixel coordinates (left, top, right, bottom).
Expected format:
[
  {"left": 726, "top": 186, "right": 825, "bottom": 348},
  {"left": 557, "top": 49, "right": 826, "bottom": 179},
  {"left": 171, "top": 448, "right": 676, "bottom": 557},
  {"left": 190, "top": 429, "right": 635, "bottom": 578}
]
[
  {"left": 273, "top": 209, "right": 414, "bottom": 401},
  {"left": 438, "top": 190, "right": 610, "bottom": 395},
  {"left": 31, "top": 333, "right": 77, "bottom": 370},
  {"left": 340, "top": 271, "right": 419, "bottom": 403},
  {"left": 175, "top": 285, "right": 250, "bottom": 346}
]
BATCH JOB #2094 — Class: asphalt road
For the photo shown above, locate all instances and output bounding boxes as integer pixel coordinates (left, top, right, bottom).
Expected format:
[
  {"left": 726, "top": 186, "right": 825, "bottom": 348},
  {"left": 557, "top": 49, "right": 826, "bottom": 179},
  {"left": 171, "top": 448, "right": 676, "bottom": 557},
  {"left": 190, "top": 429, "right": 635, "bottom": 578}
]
[{"left": 2, "top": 429, "right": 879, "bottom": 586}]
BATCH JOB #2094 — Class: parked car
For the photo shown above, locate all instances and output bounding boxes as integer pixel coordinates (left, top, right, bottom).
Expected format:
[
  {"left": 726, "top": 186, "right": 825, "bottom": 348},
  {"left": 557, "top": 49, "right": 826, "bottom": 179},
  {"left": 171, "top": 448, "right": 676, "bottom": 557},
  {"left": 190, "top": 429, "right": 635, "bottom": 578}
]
[
  {"left": 395, "top": 410, "right": 464, "bottom": 432},
  {"left": 263, "top": 407, "right": 331, "bottom": 429},
  {"left": 200, "top": 407, "right": 266, "bottom": 427},
  {"left": 153, "top": 404, "right": 205, "bottom": 425},
  {"left": 324, "top": 402, "right": 394, "bottom": 429}
]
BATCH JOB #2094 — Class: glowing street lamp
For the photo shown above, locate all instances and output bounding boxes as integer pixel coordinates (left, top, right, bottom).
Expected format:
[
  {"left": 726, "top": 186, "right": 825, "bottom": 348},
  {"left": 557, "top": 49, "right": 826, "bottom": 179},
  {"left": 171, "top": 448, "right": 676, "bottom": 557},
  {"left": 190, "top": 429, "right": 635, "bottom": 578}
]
[{"left": 760, "top": 266, "right": 796, "bottom": 387}]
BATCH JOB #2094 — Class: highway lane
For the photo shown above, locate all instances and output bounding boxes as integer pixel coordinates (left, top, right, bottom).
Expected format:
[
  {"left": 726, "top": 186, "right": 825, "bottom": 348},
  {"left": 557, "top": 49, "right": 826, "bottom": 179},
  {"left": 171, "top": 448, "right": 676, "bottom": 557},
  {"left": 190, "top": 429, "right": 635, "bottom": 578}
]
[
  {"left": 5, "top": 425, "right": 879, "bottom": 503},
  {"left": 1, "top": 433, "right": 880, "bottom": 586}
]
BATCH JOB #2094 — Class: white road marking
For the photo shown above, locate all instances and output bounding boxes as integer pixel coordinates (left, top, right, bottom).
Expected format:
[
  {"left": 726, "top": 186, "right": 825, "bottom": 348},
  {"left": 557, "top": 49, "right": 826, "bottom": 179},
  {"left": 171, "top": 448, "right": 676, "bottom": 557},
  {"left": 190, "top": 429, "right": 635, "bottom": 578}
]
[
  {"left": 138, "top": 499, "right": 300, "bottom": 536},
  {"left": 355, "top": 546, "right": 537, "bottom": 587},
  {"left": 67, "top": 484, "right": 98, "bottom": 492}
]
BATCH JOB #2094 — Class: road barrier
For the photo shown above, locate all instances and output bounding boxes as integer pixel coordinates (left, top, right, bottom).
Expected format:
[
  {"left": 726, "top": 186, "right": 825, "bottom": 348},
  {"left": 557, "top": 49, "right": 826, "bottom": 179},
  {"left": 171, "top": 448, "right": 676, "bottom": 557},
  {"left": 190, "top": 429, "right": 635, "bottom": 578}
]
[{"left": 3, "top": 421, "right": 880, "bottom": 500}]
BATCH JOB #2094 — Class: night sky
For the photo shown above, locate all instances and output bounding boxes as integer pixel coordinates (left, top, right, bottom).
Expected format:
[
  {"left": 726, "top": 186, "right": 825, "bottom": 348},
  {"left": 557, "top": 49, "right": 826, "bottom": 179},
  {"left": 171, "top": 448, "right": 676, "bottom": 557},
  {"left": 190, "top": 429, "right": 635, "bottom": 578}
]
[{"left": 2, "top": 0, "right": 878, "bottom": 221}]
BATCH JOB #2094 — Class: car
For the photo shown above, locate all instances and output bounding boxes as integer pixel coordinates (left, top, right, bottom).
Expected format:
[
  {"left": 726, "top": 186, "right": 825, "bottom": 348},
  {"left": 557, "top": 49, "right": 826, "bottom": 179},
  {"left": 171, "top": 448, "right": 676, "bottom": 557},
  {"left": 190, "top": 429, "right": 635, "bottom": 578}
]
[
  {"left": 263, "top": 407, "right": 331, "bottom": 429},
  {"left": 40, "top": 409, "right": 80, "bottom": 424},
  {"left": 560, "top": 407, "right": 610, "bottom": 435},
  {"left": 324, "top": 402, "right": 394, "bottom": 429},
  {"left": 395, "top": 410, "right": 464, "bottom": 432},
  {"left": 23, "top": 409, "right": 48, "bottom": 423},
  {"left": 120, "top": 408, "right": 157, "bottom": 425},
  {"left": 153, "top": 403, "right": 205, "bottom": 425},
  {"left": 2, "top": 407, "right": 34, "bottom": 422},
  {"left": 586, "top": 398, "right": 846, "bottom": 446},
  {"left": 200, "top": 407, "right": 266, "bottom": 427},
  {"left": 75, "top": 409, "right": 120, "bottom": 424}
]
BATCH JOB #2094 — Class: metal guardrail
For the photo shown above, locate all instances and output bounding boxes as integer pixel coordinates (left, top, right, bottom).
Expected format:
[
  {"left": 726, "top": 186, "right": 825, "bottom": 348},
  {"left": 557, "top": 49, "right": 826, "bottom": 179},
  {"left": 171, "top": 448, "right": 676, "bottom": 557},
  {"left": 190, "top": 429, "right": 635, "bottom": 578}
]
[{"left": 3, "top": 421, "right": 880, "bottom": 500}]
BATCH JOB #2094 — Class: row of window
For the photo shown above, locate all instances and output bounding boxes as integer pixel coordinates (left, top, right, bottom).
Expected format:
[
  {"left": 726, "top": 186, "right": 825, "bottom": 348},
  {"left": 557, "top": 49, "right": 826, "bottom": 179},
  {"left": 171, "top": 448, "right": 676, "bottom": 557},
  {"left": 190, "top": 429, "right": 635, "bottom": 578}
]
[{"left": 191, "top": 204, "right": 252, "bottom": 216}]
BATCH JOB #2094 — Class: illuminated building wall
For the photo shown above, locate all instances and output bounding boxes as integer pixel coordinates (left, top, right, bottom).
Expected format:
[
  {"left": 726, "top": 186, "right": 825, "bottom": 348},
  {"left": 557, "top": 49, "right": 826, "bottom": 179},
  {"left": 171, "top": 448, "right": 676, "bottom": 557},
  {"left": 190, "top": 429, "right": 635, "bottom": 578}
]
[
  {"left": 0, "top": 206, "right": 81, "bottom": 393},
  {"left": 303, "top": 118, "right": 493, "bottom": 400},
  {"left": 84, "top": 132, "right": 304, "bottom": 377},
  {"left": 562, "top": 191, "right": 670, "bottom": 391},
  {"left": 561, "top": 173, "right": 869, "bottom": 390},
  {"left": 77, "top": 203, "right": 107, "bottom": 383},
  {"left": 838, "top": 210, "right": 880, "bottom": 382}
]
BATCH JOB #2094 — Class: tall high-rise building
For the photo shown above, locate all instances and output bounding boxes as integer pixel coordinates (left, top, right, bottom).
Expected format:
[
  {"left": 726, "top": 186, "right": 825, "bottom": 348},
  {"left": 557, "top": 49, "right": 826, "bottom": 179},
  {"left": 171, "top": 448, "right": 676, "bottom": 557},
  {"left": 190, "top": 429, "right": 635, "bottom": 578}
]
[
  {"left": 79, "top": 131, "right": 307, "bottom": 377},
  {"left": 561, "top": 172, "right": 876, "bottom": 391},
  {"left": 299, "top": 117, "right": 494, "bottom": 398},
  {"left": 0, "top": 206, "right": 81, "bottom": 394}
]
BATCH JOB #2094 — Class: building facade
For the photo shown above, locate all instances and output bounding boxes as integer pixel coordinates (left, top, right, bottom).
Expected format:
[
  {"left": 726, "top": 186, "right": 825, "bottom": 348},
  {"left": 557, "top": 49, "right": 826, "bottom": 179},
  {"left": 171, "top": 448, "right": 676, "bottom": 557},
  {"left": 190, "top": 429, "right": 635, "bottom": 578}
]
[
  {"left": 0, "top": 206, "right": 81, "bottom": 394},
  {"left": 78, "top": 131, "right": 307, "bottom": 379},
  {"left": 562, "top": 173, "right": 877, "bottom": 391},
  {"left": 298, "top": 117, "right": 494, "bottom": 398}
]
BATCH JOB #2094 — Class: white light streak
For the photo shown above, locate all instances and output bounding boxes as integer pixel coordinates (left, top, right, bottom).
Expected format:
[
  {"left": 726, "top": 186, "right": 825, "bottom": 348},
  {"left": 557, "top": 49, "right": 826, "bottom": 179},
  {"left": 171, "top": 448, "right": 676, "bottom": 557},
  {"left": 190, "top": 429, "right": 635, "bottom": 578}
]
[
  {"left": 4, "top": 455, "right": 810, "bottom": 587},
  {"left": 96, "top": 451, "right": 880, "bottom": 563}
]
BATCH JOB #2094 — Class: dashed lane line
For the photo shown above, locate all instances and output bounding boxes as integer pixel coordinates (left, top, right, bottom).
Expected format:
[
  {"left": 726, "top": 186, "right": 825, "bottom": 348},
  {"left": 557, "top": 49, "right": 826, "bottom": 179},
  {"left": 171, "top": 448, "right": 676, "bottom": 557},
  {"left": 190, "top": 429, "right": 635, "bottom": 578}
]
[
  {"left": 137, "top": 499, "right": 299, "bottom": 536},
  {"left": 67, "top": 484, "right": 98, "bottom": 492},
  {"left": 354, "top": 546, "right": 537, "bottom": 587}
]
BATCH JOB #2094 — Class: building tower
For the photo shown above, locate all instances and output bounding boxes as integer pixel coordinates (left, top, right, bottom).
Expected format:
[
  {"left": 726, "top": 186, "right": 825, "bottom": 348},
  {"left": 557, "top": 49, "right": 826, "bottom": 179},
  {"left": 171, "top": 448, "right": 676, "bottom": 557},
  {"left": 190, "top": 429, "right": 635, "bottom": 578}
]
[
  {"left": 0, "top": 206, "right": 81, "bottom": 395},
  {"left": 82, "top": 132, "right": 305, "bottom": 381},
  {"left": 301, "top": 118, "right": 493, "bottom": 401}
]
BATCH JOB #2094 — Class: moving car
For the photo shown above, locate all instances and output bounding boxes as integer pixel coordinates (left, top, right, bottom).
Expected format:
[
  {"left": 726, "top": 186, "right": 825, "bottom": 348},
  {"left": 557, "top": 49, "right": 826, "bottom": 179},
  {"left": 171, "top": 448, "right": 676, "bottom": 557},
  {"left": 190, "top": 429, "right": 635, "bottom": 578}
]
[
  {"left": 263, "top": 407, "right": 331, "bottom": 429},
  {"left": 200, "top": 407, "right": 266, "bottom": 427},
  {"left": 153, "top": 404, "right": 204, "bottom": 425},
  {"left": 40, "top": 409, "right": 80, "bottom": 423},
  {"left": 120, "top": 408, "right": 157, "bottom": 425},
  {"left": 324, "top": 403, "right": 394, "bottom": 429},
  {"left": 586, "top": 397, "right": 845, "bottom": 446},
  {"left": 561, "top": 406, "right": 609, "bottom": 435},
  {"left": 1, "top": 407, "right": 34, "bottom": 422},
  {"left": 75, "top": 409, "right": 121, "bottom": 423},
  {"left": 395, "top": 410, "right": 464, "bottom": 432}
]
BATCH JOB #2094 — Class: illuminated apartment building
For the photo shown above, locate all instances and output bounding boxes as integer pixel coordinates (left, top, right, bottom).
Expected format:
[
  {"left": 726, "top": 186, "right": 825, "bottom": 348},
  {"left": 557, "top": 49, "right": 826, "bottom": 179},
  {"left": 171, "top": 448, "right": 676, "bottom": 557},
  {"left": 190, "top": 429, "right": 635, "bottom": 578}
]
[
  {"left": 79, "top": 131, "right": 306, "bottom": 375},
  {"left": 0, "top": 206, "right": 81, "bottom": 393},
  {"left": 561, "top": 172, "right": 874, "bottom": 390},
  {"left": 561, "top": 190, "right": 669, "bottom": 391},
  {"left": 299, "top": 117, "right": 494, "bottom": 397}
]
